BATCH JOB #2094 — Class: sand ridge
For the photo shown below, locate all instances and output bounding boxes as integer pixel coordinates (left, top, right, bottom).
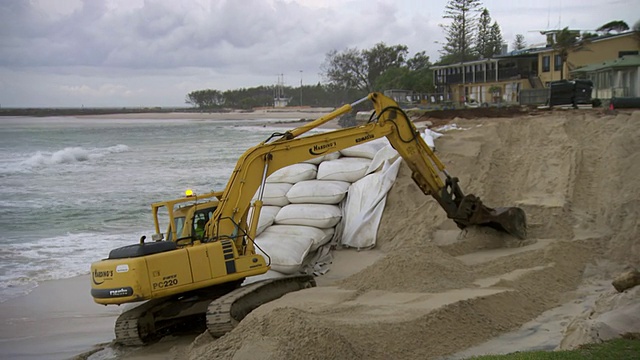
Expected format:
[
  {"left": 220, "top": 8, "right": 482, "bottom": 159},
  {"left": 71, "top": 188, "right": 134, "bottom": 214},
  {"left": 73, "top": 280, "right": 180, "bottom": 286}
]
[
  {"left": 78, "top": 109, "right": 640, "bottom": 360},
  {"left": 180, "top": 110, "right": 640, "bottom": 360}
]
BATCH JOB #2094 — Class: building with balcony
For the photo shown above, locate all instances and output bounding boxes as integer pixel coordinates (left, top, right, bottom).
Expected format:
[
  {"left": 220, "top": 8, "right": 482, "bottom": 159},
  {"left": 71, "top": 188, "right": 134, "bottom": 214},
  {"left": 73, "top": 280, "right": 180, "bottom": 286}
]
[
  {"left": 433, "top": 30, "right": 639, "bottom": 106},
  {"left": 432, "top": 50, "right": 544, "bottom": 105}
]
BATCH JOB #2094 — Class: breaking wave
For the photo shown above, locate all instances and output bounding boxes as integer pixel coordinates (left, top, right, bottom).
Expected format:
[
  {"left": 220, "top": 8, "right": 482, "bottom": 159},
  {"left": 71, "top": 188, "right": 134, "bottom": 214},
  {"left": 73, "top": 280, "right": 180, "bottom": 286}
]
[{"left": 22, "top": 144, "right": 130, "bottom": 168}]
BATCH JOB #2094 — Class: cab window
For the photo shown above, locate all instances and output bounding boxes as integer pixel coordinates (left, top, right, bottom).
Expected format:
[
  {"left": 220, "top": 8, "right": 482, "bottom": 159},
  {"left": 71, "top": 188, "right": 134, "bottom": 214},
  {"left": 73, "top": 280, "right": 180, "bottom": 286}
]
[
  {"left": 172, "top": 217, "right": 186, "bottom": 240},
  {"left": 192, "top": 207, "right": 216, "bottom": 240}
]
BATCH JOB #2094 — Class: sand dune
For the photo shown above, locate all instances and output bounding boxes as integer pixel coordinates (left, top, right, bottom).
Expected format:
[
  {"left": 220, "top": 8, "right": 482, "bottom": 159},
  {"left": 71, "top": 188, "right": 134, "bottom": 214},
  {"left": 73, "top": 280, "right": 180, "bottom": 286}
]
[{"left": 2, "top": 109, "right": 639, "bottom": 360}]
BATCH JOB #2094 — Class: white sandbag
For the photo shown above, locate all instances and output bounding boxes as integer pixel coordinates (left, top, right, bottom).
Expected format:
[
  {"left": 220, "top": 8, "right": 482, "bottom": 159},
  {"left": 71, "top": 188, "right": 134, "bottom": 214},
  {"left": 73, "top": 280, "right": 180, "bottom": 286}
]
[
  {"left": 255, "top": 233, "right": 313, "bottom": 274},
  {"left": 422, "top": 128, "right": 443, "bottom": 150},
  {"left": 303, "top": 151, "right": 340, "bottom": 165},
  {"left": 261, "top": 225, "right": 333, "bottom": 252},
  {"left": 341, "top": 158, "right": 402, "bottom": 249},
  {"left": 266, "top": 163, "right": 317, "bottom": 184},
  {"left": 339, "top": 138, "right": 388, "bottom": 159},
  {"left": 366, "top": 144, "right": 400, "bottom": 175},
  {"left": 247, "top": 205, "right": 281, "bottom": 236},
  {"left": 286, "top": 180, "right": 350, "bottom": 204},
  {"left": 317, "top": 157, "right": 371, "bottom": 182},
  {"left": 242, "top": 269, "right": 287, "bottom": 286},
  {"left": 252, "top": 183, "right": 292, "bottom": 206},
  {"left": 275, "top": 204, "right": 342, "bottom": 228},
  {"left": 321, "top": 227, "right": 335, "bottom": 248}
]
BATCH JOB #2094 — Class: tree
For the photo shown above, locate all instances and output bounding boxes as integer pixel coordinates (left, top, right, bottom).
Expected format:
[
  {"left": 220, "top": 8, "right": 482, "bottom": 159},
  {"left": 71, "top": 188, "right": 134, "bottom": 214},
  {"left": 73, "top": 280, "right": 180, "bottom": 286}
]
[
  {"left": 512, "top": 34, "right": 526, "bottom": 50},
  {"left": 476, "top": 8, "right": 492, "bottom": 58},
  {"left": 322, "top": 43, "right": 408, "bottom": 92},
  {"left": 374, "top": 52, "right": 435, "bottom": 93},
  {"left": 596, "top": 20, "right": 630, "bottom": 34},
  {"left": 581, "top": 32, "right": 599, "bottom": 40},
  {"left": 488, "top": 21, "right": 504, "bottom": 56},
  {"left": 363, "top": 43, "right": 409, "bottom": 90},
  {"left": 185, "top": 89, "right": 224, "bottom": 108},
  {"left": 322, "top": 48, "right": 368, "bottom": 91},
  {"left": 406, "top": 51, "right": 430, "bottom": 71},
  {"left": 551, "top": 27, "right": 579, "bottom": 80},
  {"left": 439, "top": 0, "right": 482, "bottom": 63}
]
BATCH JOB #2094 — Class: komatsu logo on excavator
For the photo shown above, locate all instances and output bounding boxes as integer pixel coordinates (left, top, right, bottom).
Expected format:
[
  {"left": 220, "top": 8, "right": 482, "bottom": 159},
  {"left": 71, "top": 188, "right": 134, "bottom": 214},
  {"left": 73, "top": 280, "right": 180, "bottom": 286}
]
[
  {"left": 355, "top": 134, "right": 374, "bottom": 143},
  {"left": 92, "top": 269, "right": 113, "bottom": 285},
  {"left": 309, "top": 141, "right": 337, "bottom": 155}
]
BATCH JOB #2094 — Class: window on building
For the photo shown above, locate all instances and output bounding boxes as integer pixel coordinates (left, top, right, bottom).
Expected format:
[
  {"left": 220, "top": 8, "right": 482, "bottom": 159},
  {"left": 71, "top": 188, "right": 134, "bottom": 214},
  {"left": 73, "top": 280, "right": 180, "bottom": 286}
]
[
  {"left": 542, "top": 56, "right": 551, "bottom": 72},
  {"left": 554, "top": 55, "right": 562, "bottom": 71},
  {"left": 619, "top": 50, "right": 639, "bottom": 57}
]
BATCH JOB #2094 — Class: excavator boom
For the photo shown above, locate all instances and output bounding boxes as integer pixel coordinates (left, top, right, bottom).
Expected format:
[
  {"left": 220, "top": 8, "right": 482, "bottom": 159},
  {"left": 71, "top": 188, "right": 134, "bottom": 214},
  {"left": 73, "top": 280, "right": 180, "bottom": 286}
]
[{"left": 206, "top": 92, "right": 526, "bottom": 243}]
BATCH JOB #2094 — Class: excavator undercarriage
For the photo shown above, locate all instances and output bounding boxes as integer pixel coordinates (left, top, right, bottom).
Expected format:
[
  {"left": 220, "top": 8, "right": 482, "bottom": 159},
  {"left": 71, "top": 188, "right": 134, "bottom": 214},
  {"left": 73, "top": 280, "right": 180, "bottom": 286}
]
[{"left": 114, "top": 275, "right": 315, "bottom": 345}]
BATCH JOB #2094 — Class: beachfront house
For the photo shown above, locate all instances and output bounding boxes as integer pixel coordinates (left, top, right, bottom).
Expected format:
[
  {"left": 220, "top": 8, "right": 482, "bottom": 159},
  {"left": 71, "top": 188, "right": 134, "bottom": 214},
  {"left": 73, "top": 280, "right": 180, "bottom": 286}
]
[
  {"left": 571, "top": 55, "right": 640, "bottom": 99},
  {"left": 432, "top": 30, "right": 639, "bottom": 106}
]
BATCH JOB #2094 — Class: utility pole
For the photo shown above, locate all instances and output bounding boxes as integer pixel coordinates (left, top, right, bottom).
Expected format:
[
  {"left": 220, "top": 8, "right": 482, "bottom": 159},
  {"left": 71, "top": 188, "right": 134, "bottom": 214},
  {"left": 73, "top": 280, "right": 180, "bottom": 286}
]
[{"left": 299, "top": 70, "right": 303, "bottom": 106}]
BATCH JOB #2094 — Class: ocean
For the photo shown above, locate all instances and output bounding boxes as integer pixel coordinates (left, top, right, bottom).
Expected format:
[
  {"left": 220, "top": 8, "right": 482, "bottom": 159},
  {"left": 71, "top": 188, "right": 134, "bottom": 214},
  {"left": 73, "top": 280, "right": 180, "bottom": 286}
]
[{"left": 0, "top": 116, "right": 316, "bottom": 303}]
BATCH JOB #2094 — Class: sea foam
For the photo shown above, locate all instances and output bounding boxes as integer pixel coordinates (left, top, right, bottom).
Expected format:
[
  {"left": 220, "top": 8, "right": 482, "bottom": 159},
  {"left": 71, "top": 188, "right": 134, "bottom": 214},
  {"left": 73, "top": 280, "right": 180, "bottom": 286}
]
[{"left": 22, "top": 144, "right": 130, "bottom": 168}]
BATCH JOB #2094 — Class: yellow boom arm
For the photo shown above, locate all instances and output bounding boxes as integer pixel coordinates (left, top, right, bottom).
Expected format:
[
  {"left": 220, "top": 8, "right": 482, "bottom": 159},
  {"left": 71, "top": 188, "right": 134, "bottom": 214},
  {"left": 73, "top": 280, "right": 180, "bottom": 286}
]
[{"left": 206, "top": 92, "right": 526, "bottom": 254}]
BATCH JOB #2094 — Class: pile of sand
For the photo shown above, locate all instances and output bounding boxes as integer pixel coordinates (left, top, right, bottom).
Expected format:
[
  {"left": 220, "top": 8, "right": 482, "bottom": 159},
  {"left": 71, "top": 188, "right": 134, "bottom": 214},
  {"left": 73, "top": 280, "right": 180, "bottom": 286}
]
[{"left": 181, "top": 110, "right": 640, "bottom": 359}]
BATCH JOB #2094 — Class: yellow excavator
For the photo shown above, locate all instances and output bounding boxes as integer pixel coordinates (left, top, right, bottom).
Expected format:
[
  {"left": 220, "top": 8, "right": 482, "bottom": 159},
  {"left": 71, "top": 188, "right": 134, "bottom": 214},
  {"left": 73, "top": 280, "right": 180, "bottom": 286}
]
[{"left": 91, "top": 92, "right": 526, "bottom": 345}]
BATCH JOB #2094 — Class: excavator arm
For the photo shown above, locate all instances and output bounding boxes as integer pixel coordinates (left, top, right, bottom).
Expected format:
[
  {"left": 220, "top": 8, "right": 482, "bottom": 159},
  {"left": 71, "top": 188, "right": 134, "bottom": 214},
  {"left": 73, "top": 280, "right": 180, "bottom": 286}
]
[{"left": 206, "top": 92, "right": 526, "bottom": 253}]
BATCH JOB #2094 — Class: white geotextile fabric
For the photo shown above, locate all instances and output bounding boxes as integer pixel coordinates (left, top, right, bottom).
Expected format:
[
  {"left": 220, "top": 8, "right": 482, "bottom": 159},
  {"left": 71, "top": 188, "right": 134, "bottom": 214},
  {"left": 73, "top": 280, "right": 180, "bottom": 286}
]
[
  {"left": 339, "top": 138, "right": 389, "bottom": 159},
  {"left": 286, "top": 180, "right": 350, "bottom": 204},
  {"left": 317, "top": 157, "right": 371, "bottom": 182},
  {"left": 266, "top": 163, "right": 317, "bottom": 183},
  {"left": 255, "top": 233, "right": 313, "bottom": 274},
  {"left": 340, "top": 157, "right": 402, "bottom": 249},
  {"left": 275, "top": 203, "right": 342, "bottom": 228},
  {"left": 302, "top": 151, "right": 340, "bottom": 165},
  {"left": 261, "top": 225, "right": 333, "bottom": 252},
  {"left": 247, "top": 205, "right": 281, "bottom": 236},
  {"left": 252, "top": 182, "right": 292, "bottom": 206},
  {"left": 251, "top": 137, "right": 402, "bottom": 275},
  {"left": 421, "top": 128, "right": 443, "bottom": 150}
]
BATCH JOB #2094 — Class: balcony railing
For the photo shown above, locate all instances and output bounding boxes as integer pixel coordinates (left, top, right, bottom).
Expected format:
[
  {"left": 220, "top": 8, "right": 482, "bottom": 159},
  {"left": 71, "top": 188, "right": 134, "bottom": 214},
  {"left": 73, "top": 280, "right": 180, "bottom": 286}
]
[{"left": 435, "top": 68, "right": 534, "bottom": 85}]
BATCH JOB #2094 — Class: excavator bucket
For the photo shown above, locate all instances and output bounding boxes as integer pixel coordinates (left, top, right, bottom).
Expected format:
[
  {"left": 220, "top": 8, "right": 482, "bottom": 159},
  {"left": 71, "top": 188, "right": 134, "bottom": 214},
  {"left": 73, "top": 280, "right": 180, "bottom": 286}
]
[{"left": 453, "top": 194, "right": 527, "bottom": 239}]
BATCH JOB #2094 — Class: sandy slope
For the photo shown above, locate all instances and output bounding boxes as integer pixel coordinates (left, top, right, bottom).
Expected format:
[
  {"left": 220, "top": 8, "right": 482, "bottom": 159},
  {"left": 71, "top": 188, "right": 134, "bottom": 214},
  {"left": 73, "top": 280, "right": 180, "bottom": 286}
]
[
  {"left": 181, "top": 109, "right": 640, "bottom": 360},
  {"left": 74, "top": 109, "right": 640, "bottom": 360}
]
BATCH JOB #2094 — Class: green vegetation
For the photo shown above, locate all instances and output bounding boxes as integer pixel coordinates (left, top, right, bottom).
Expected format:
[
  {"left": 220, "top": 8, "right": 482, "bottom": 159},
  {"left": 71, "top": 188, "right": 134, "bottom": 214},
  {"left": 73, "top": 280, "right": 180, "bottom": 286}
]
[
  {"left": 468, "top": 338, "right": 640, "bottom": 360},
  {"left": 185, "top": 84, "right": 366, "bottom": 110}
]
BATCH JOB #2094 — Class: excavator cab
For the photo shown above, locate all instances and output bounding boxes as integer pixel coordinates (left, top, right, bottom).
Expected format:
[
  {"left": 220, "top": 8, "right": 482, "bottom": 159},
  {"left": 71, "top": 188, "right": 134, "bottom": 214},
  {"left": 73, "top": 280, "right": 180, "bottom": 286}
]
[{"left": 150, "top": 190, "right": 222, "bottom": 244}]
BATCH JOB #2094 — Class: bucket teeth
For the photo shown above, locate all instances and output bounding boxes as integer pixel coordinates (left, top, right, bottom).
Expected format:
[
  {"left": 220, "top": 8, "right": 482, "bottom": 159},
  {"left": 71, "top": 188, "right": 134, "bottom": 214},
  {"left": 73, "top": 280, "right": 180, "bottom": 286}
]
[{"left": 454, "top": 195, "right": 527, "bottom": 239}]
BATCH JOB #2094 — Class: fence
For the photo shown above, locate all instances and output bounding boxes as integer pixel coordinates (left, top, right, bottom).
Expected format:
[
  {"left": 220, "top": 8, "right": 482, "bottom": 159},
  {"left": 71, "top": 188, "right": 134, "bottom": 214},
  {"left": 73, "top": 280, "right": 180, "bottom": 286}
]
[{"left": 519, "top": 88, "right": 549, "bottom": 105}]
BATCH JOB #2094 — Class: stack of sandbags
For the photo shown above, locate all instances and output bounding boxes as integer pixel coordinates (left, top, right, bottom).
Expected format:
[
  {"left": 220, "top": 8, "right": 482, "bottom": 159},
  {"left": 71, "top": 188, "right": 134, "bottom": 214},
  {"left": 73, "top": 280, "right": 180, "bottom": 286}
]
[
  {"left": 252, "top": 138, "right": 400, "bottom": 275},
  {"left": 338, "top": 139, "right": 401, "bottom": 249}
]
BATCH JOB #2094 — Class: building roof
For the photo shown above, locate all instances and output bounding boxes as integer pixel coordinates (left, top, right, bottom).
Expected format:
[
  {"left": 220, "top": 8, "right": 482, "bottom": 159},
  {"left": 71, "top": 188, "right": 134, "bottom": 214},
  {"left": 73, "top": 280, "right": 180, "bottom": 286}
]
[
  {"left": 571, "top": 55, "right": 640, "bottom": 73},
  {"left": 535, "top": 30, "right": 637, "bottom": 54},
  {"left": 432, "top": 31, "right": 638, "bottom": 69}
]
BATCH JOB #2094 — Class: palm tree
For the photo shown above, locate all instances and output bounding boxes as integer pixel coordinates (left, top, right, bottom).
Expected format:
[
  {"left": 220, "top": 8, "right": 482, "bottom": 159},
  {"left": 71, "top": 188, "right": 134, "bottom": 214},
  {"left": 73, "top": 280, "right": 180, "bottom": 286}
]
[{"left": 551, "top": 27, "right": 579, "bottom": 80}]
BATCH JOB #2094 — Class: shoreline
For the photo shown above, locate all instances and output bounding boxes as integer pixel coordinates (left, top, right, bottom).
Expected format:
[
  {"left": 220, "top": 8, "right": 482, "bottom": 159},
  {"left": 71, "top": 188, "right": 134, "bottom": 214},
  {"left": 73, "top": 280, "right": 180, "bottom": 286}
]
[
  {"left": 0, "top": 248, "right": 385, "bottom": 360},
  {"left": 0, "top": 108, "right": 336, "bottom": 120},
  {"left": 0, "top": 275, "right": 120, "bottom": 360}
]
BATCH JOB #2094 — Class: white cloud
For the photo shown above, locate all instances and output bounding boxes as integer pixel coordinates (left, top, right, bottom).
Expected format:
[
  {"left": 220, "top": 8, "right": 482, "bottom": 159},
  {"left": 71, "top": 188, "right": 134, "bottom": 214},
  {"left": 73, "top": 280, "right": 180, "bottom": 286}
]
[{"left": 0, "top": 0, "right": 637, "bottom": 106}]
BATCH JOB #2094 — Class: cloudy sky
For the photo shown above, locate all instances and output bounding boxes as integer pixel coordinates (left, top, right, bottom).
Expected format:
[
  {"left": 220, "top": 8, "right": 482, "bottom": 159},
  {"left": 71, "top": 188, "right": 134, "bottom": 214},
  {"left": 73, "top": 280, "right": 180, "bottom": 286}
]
[{"left": 0, "top": 0, "right": 637, "bottom": 107}]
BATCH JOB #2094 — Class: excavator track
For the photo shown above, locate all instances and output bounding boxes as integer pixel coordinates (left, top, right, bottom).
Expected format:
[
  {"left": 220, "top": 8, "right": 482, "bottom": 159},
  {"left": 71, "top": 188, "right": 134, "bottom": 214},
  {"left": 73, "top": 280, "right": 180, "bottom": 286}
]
[
  {"left": 206, "top": 274, "right": 316, "bottom": 337},
  {"left": 113, "top": 276, "right": 314, "bottom": 345},
  {"left": 114, "top": 281, "right": 242, "bottom": 346},
  {"left": 115, "top": 298, "right": 162, "bottom": 346}
]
